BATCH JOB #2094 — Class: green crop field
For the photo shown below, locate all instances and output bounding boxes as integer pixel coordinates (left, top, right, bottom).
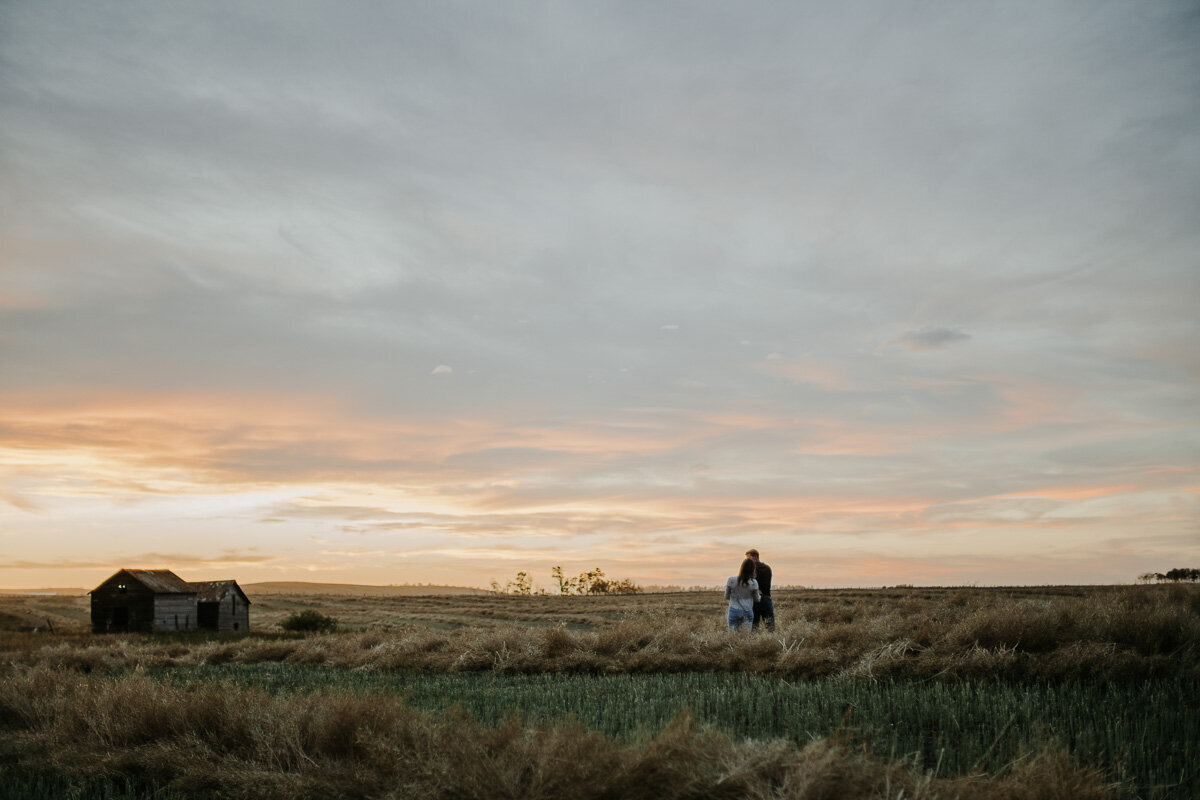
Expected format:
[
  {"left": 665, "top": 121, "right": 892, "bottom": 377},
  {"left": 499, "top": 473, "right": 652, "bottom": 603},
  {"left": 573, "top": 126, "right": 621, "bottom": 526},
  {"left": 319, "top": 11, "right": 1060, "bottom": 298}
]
[{"left": 150, "top": 663, "right": 1198, "bottom": 794}]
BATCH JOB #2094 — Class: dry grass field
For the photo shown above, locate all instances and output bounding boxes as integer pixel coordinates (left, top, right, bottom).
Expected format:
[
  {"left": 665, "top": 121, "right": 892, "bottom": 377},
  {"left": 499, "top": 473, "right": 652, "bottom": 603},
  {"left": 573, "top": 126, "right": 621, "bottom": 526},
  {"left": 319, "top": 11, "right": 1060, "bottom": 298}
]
[
  {"left": 4, "top": 583, "right": 1195, "bottom": 680},
  {"left": 1, "top": 583, "right": 1197, "bottom": 799}
]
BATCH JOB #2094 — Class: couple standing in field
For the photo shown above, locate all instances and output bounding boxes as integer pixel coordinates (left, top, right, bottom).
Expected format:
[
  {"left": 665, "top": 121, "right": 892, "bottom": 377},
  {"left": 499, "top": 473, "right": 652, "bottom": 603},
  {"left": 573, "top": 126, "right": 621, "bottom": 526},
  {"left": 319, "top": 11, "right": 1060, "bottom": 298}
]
[{"left": 724, "top": 548, "right": 774, "bottom": 632}]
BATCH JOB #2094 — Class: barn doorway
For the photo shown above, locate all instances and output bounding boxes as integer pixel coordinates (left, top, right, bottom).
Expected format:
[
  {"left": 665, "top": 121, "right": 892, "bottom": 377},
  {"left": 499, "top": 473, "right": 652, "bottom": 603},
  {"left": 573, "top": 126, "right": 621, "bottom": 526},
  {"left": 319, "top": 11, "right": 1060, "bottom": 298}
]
[
  {"left": 110, "top": 606, "right": 129, "bottom": 632},
  {"left": 197, "top": 602, "right": 219, "bottom": 630}
]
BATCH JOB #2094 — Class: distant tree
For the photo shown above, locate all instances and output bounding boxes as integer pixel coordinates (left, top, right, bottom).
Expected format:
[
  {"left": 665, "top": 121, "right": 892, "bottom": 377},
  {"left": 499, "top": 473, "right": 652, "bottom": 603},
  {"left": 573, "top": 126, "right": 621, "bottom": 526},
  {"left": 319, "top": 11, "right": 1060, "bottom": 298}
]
[
  {"left": 1164, "top": 568, "right": 1200, "bottom": 582},
  {"left": 496, "top": 567, "right": 642, "bottom": 596},
  {"left": 503, "top": 571, "right": 534, "bottom": 595},
  {"left": 570, "top": 567, "right": 641, "bottom": 595},
  {"left": 576, "top": 567, "right": 608, "bottom": 595},
  {"left": 551, "top": 565, "right": 573, "bottom": 595},
  {"left": 602, "top": 577, "right": 643, "bottom": 595},
  {"left": 1137, "top": 572, "right": 1165, "bottom": 584}
]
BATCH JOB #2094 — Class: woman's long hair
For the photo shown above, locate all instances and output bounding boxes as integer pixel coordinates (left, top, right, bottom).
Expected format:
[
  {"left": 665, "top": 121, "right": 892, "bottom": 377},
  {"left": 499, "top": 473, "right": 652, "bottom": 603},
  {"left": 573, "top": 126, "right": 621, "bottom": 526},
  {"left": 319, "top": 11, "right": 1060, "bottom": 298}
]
[{"left": 737, "top": 558, "right": 756, "bottom": 586}]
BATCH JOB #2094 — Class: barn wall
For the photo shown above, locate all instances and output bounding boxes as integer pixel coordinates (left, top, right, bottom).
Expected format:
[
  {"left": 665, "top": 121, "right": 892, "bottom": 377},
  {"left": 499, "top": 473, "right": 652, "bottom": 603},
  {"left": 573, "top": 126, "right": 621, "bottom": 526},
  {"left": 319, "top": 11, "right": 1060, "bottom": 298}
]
[
  {"left": 91, "top": 574, "right": 156, "bottom": 633},
  {"left": 216, "top": 592, "right": 250, "bottom": 632},
  {"left": 153, "top": 595, "right": 198, "bottom": 631},
  {"left": 91, "top": 592, "right": 155, "bottom": 633}
]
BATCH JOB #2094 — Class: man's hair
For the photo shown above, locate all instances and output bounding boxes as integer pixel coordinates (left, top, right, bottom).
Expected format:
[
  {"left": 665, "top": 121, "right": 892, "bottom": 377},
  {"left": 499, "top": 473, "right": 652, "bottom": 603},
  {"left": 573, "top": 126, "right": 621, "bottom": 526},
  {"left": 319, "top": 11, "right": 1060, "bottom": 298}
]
[{"left": 745, "top": 549, "right": 759, "bottom": 559}]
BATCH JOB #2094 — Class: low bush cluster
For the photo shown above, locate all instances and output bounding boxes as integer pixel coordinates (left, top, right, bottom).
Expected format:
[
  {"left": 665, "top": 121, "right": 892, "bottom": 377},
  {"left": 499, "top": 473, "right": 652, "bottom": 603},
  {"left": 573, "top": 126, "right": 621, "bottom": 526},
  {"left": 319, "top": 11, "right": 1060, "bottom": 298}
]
[{"left": 279, "top": 610, "right": 338, "bottom": 633}]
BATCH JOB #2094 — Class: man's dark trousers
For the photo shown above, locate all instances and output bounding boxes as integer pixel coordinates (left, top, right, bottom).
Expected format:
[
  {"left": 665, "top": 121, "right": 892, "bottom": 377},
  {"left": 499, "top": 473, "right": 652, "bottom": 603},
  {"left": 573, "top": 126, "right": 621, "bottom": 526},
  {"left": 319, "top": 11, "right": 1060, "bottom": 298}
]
[{"left": 752, "top": 596, "right": 774, "bottom": 631}]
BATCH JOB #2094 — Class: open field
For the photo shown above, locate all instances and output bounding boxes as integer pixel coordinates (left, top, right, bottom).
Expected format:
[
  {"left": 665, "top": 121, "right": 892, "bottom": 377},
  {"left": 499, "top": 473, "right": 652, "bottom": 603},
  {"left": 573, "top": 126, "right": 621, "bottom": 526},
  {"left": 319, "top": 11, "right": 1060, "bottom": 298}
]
[
  {"left": 1, "top": 584, "right": 1197, "bottom": 798},
  {"left": 5, "top": 583, "right": 1196, "bottom": 680},
  {"left": 0, "top": 581, "right": 490, "bottom": 631},
  {"left": 241, "top": 581, "right": 493, "bottom": 597}
]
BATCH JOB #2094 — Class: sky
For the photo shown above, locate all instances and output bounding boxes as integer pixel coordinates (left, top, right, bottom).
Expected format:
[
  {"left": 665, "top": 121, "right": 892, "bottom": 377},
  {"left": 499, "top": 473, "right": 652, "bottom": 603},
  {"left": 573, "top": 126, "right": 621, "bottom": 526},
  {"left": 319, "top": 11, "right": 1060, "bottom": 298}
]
[{"left": 1, "top": 1, "right": 1198, "bottom": 591}]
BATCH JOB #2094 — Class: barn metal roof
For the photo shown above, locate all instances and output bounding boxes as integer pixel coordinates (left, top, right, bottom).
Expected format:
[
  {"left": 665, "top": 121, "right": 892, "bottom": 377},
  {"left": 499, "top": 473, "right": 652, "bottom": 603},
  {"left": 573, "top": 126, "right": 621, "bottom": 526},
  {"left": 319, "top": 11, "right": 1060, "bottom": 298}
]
[
  {"left": 123, "top": 569, "right": 196, "bottom": 594},
  {"left": 190, "top": 580, "right": 251, "bottom": 604},
  {"left": 92, "top": 570, "right": 251, "bottom": 602}
]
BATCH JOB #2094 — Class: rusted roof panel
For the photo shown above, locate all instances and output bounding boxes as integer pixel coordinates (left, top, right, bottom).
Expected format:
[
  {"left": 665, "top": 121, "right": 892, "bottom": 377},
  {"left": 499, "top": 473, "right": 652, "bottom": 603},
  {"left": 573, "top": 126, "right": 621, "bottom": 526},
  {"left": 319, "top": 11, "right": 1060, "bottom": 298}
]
[{"left": 124, "top": 569, "right": 196, "bottom": 594}]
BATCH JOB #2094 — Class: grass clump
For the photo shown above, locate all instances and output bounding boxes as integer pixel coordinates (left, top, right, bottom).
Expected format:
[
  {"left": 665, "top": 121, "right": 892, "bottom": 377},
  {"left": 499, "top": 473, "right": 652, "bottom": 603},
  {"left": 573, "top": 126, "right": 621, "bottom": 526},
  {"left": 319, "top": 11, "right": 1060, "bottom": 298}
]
[{"left": 279, "top": 610, "right": 338, "bottom": 633}]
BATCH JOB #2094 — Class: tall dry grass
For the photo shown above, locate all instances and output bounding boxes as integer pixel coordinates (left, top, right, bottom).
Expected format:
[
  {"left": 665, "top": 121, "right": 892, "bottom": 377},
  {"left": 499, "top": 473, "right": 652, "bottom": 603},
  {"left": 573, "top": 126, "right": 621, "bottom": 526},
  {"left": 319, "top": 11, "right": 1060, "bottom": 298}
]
[
  {"left": 4, "top": 584, "right": 1196, "bottom": 680},
  {"left": 0, "top": 665, "right": 1110, "bottom": 800}
]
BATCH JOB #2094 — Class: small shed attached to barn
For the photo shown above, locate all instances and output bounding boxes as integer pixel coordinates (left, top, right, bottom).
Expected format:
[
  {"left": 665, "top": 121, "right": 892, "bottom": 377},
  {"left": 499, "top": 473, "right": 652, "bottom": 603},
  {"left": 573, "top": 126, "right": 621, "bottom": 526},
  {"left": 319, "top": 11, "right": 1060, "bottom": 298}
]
[
  {"left": 191, "top": 580, "right": 251, "bottom": 632},
  {"left": 90, "top": 569, "right": 251, "bottom": 633}
]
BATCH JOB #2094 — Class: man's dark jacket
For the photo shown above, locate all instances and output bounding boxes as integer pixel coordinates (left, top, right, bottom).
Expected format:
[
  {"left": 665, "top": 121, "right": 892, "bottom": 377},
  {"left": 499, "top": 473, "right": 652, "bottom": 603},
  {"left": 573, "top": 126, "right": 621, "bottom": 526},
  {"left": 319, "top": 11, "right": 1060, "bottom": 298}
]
[{"left": 755, "top": 561, "right": 772, "bottom": 596}]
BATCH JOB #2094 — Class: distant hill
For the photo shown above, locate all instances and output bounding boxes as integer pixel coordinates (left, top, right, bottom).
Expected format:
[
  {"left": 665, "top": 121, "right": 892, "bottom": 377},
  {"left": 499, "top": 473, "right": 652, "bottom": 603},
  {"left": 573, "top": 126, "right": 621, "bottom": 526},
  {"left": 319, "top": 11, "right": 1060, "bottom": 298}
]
[
  {"left": 242, "top": 581, "right": 490, "bottom": 597},
  {"left": 0, "top": 588, "right": 87, "bottom": 596}
]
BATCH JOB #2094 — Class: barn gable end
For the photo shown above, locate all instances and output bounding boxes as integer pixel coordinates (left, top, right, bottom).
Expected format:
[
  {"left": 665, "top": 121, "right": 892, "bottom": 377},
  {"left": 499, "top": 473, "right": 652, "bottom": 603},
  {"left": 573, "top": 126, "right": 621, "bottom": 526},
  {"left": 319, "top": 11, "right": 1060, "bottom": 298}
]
[{"left": 91, "top": 569, "right": 196, "bottom": 633}]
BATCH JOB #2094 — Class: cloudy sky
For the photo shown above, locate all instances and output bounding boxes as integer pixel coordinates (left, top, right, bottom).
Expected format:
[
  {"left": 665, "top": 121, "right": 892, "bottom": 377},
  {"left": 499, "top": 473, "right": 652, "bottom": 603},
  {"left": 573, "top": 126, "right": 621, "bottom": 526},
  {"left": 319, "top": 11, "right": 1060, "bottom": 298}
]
[{"left": 2, "top": 1, "right": 1197, "bottom": 590}]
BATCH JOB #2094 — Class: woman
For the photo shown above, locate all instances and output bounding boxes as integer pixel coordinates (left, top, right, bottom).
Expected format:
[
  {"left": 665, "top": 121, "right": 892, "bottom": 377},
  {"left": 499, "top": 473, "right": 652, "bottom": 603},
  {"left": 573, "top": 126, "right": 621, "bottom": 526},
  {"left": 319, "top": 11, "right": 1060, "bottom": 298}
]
[{"left": 724, "top": 557, "right": 761, "bottom": 632}]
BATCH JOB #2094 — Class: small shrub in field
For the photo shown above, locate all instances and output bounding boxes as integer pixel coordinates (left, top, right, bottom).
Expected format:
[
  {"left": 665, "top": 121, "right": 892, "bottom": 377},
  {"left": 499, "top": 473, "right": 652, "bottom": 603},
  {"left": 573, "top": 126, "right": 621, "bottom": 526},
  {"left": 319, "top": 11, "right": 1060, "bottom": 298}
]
[
  {"left": 541, "top": 626, "right": 574, "bottom": 658},
  {"left": 279, "top": 610, "right": 338, "bottom": 633}
]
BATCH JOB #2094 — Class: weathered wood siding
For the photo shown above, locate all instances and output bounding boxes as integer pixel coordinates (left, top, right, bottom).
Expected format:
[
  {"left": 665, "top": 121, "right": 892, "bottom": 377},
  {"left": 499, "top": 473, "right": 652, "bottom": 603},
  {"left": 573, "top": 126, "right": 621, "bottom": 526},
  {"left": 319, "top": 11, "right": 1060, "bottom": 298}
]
[
  {"left": 217, "top": 591, "right": 250, "bottom": 632},
  {"left": 153, "top": 594, "right": 198, "bottom": 631},
  {"left": 91, "top": 573, "right": 156, "bottom": 633}
]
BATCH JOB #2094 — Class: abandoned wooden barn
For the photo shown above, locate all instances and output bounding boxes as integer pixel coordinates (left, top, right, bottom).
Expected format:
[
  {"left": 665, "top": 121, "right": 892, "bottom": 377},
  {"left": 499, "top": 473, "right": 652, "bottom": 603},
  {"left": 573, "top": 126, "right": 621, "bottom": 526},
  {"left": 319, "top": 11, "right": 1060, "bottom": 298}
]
[{"left": 90, "top": 569, "right": 251, "bottom": 633}]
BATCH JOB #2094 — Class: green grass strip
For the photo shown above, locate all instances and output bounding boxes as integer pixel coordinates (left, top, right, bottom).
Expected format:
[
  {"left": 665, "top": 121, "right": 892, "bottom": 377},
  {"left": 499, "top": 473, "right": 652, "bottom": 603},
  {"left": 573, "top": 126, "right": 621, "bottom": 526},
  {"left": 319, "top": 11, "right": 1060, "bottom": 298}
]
[
  {"left": 0, "top": 769, "right": 185, "bottom": 800},
  {"left": 153, "top": 664, "right": 1198, "bottom": 798}
]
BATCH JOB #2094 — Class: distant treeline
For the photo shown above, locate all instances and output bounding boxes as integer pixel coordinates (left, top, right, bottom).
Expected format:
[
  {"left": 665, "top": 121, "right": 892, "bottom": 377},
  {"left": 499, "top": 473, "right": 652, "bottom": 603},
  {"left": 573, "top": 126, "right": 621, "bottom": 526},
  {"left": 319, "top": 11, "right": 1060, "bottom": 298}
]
[
  {"left": 1138, "top": 568, "right": 1200, "bottom": 583},
  {"left": 491, "top": 567, "right": 642, "bottom": 595}
]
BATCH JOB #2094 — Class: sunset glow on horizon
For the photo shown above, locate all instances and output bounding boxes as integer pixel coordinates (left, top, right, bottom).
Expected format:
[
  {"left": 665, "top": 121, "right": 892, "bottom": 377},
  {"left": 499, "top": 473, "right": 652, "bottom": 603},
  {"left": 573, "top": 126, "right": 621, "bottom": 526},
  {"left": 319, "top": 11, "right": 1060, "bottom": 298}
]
[{"left": 2, "top": 2, "right": 1197, "bottom": 591}]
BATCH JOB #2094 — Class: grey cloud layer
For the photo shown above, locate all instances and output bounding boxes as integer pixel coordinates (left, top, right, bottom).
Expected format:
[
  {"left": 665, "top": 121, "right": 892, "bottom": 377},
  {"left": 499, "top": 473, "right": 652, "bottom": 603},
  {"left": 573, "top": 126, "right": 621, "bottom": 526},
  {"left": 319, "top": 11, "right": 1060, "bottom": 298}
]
[
  {"left": 4, "top": 2, "right": 1198, "bottom": 395},
  {"left": 2, "top": 1, "right": 1198, "bottom": 582}
]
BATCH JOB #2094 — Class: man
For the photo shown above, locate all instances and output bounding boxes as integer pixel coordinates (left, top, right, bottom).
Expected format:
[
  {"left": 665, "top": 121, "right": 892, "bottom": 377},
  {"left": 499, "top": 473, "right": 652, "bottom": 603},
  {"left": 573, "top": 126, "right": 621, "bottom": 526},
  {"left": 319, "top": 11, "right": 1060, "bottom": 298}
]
[{"left": 745, "top": 549, "right": 775, "bottom": 631}]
